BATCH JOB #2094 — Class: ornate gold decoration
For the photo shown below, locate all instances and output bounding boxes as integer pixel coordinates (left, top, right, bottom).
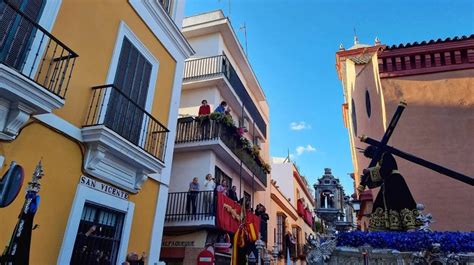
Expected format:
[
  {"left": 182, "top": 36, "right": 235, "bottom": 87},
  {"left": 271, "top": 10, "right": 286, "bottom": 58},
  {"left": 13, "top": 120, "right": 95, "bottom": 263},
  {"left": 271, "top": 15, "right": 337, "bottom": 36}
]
[
  {"left": 369, "top": 207, "right": 421, "bottom": 231},
  {"left": 223, "top": 203, "right": 242, "bottom": 221},
  {"left": 368, "top": 165, "right": 382, "bottom": 183}
]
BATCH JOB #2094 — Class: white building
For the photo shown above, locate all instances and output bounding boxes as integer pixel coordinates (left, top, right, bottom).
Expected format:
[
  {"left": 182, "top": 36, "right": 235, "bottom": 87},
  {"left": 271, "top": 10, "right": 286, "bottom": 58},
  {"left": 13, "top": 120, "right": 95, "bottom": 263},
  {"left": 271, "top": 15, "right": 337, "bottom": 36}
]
[{"left": 160, "top": 10, "right": 271, "bottom": 264}]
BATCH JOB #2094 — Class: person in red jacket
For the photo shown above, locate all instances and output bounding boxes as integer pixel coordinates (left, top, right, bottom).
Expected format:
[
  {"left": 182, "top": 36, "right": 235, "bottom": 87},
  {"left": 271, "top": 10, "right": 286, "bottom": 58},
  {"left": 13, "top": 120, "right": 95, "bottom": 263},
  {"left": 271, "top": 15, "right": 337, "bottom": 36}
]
[
  {"left": 198, "top": 99, "right": 211, "bottom": 116},
  {"left": 198, "top": 100, "right": 211, "bottom": 139}
]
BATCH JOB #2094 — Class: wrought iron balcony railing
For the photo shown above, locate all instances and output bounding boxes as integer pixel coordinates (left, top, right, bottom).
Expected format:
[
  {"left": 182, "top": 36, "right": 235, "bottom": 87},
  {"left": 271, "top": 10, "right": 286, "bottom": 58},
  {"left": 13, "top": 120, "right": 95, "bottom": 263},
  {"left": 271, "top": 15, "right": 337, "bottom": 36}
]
[
  {"left": 0, "top": 0, "right": 78, "bottom": 99},
  {"left": 165, "top": 191, "right": 215, "bottom": 222},
  {"left": 176, "top": 117, "right": 267, "bottom": 186},
  {"left": 183, "top": 55, "right": 267, "bottom": 137},
  {"left": 84, "top": 85, "right": 169, "bottom": 162}
]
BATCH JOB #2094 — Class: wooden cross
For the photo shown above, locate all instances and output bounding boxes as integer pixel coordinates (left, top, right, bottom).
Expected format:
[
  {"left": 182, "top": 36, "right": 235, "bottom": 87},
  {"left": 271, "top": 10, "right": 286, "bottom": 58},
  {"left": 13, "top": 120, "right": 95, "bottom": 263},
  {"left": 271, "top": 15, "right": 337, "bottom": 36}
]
[{"left": 357, "top": 100, "right": 473, "bottom": 191}]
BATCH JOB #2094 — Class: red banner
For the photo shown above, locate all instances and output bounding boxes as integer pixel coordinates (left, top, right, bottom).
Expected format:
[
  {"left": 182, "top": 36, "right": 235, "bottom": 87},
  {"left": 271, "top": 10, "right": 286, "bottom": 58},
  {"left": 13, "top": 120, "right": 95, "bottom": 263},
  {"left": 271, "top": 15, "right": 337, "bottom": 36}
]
[
  {"left": 216, "top": 193, "right": 260, "bottom": 235},
  {"left": 304, "top": 208, "right": 313, "bottom": 226},
  {"left": 297, "top": 199, "right": 305, "bottom": 217}
]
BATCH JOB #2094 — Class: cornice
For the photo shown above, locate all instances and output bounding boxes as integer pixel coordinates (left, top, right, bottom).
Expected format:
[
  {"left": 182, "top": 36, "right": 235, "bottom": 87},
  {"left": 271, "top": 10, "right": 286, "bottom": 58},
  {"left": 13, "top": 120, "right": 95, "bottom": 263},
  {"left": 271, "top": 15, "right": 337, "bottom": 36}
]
[
  {"left": 378, "top": 38, "right": 474, "bottom": 78},
  {"left": 271, "top": 193, "right": 298, "bottom": 221},
  {"left": 129, "top": 0, "right": 194, "bottom": 59}
]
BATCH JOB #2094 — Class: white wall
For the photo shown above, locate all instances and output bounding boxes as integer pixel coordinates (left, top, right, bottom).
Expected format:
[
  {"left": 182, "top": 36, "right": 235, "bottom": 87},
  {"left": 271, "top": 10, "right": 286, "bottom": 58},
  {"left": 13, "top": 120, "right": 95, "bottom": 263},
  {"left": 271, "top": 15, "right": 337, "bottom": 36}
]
[
  {"left": 180, "top": 86, "right": 220, "bottom": 116},
  {"left": 188, "top": 33, "right": 221, "bottom": 58},
  {"left": 169, "top": 150, "right": 214, "bottom": 192},
  {"left": 271, "top": 162, "right": 294, "bottom": 202}
]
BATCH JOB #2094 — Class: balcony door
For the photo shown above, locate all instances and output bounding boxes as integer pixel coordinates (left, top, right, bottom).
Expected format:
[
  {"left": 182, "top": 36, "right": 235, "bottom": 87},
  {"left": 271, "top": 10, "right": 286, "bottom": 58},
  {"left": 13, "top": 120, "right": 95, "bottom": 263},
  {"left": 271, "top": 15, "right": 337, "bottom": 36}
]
[
  {"left": 0, "top": 0, "right": 45, "bottom": 71},
  {"left": 104, "top": 37, "right": 152, "bottom": 146}
]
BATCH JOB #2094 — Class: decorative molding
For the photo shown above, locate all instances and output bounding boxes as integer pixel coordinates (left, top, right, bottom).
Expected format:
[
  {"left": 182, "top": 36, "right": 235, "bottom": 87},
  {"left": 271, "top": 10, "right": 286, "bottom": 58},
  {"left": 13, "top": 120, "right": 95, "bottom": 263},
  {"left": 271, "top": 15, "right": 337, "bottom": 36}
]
[
  {"left": 0, "top": 64, "right": 64, "bottom": 140},
  {"left": 128, "top": 0, "right": 194, "bottom": 60},
  {"left": 378, "top": 37, "right": 474, "bottom": 78},
  {"left": 271, "top": 193, "right": 298, "bottom": 221},
  {"left": 82, "top": 125, "right": 165, "bottom": 193},
  {"left": 33, "top": 113, "right": 83, "bottom": 142}
]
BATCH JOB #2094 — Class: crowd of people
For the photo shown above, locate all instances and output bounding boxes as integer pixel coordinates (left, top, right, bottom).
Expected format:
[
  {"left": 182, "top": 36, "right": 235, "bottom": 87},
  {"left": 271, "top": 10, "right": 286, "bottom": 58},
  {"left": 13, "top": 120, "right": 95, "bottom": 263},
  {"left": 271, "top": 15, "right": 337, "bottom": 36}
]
[{"left": 186, "top": 173, "right": 261, "bottom": 215}]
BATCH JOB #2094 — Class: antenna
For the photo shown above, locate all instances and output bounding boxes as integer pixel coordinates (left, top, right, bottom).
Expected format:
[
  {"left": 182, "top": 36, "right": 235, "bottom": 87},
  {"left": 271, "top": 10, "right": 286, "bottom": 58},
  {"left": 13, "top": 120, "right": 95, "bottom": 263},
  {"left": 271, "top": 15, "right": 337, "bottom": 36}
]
[
  {"left": 353, "top": 27, "right": 359, "bottom": 45},
  {"left": 218, "top": 0, "right": 231, "bottom": 17},
  {"left": 239, "top": 23, "right": 248, "bottom": 57}
]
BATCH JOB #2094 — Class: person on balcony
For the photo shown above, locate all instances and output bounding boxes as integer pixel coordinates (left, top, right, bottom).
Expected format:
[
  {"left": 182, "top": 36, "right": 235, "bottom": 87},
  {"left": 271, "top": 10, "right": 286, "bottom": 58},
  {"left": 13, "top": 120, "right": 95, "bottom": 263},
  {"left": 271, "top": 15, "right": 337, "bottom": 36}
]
[
  {"left": 198, "top": 100, "right": 211, "bottom": 139},
  {"left": 214, "top": 101, "right": 227, "bottom": 113},
  {"left": 228, "top": 185, "right": 238, "bottom": 202},
  {"left": 216, "top": 179, "right": 228, "bottom": 196},
  {"left": 198, "top": 99, "right": 211, "bottom": 116},
  {"left": 203, "top": 174, "right": 215, "bottom": 214},
  {"left": 186, "top": 177, "right": 200, "bottom": 215}
]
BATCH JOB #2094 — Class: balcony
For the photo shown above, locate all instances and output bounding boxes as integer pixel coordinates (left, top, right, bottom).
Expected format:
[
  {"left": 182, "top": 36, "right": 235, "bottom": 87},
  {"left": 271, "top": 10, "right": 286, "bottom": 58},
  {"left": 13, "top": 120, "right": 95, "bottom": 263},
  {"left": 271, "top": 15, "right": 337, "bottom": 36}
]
[
  {"left": 165, "top": 191, "right": 215, "bottom": 227},
  {"left": 175, "top": 117, "right": 267, "bottom": 188},
  {"left": 82, "top": 85, "right": 169, "bottom": 192},
  {"left": 183, "top": 55, "right": 267, "bottom": 138},
  {"left": 165, "top": 191, "right": 261, "bottom": 232},
  {"left": 0, "top": 0, "right": 78, "bottom": 140}
]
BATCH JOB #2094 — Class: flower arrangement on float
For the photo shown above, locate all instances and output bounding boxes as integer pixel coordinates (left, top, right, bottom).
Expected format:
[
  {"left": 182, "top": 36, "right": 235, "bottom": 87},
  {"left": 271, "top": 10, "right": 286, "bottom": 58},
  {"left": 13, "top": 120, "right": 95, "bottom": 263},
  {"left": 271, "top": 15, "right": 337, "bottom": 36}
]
[{"left": 336, "top": 231, "right": 474, "bottom": 252}]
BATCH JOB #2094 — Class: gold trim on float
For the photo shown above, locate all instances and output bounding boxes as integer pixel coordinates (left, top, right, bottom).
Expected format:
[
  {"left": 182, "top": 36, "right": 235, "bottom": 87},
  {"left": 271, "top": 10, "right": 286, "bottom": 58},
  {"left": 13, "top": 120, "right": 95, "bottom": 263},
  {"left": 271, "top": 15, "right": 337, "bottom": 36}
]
[{"left": 399, "top": 100, "right": 407, "bottom": 107}]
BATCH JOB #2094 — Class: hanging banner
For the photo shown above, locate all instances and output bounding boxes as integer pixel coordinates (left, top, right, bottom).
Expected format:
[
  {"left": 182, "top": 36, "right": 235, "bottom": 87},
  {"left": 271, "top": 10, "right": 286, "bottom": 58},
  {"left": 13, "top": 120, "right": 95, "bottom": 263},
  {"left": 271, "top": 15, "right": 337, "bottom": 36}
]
[{"left": 216, "top": 193, "right": 260, "bottom": 235}]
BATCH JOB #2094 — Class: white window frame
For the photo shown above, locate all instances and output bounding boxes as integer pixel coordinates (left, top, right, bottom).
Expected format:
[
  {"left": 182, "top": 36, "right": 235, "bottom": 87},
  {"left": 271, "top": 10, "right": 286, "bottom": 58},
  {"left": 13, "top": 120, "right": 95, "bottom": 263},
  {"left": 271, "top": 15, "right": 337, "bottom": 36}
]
[
  {"left": 100, "top": 20, "right": 159, "bottom": 122},
  {"left": 57, "top": 183, "right": 135, "bottom": 265},
  {"left": 98, "top": 21, "right": 160, "bottom": 146}
]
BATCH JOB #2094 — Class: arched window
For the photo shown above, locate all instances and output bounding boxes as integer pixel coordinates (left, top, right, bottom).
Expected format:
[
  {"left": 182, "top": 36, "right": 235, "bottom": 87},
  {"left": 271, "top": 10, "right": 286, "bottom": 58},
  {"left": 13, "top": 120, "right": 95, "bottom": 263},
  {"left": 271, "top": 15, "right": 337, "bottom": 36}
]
[
  {"left": 365, "top": 90, "right": 371, "bottom": 118},
  {"left": 351, "top": 98, "right": 357, "bottom": 136}
]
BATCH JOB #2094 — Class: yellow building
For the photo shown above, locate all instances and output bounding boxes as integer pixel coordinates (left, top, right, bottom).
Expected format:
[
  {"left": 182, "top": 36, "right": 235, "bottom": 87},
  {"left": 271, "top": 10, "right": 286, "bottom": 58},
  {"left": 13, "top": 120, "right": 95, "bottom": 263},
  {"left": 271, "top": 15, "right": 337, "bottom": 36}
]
[
  {"left": 0, "top": 0, "right": 192, "bottom": 264},
  {"left": 269, "top": 158, "right": 317, "bottom": 265}
]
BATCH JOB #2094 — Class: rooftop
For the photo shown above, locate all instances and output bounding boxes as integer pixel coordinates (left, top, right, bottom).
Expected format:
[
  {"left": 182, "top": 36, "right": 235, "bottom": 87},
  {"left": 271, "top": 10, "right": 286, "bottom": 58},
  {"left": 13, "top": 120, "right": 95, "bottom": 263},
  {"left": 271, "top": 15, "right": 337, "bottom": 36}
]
[{"left": 385, "top": 34, "right": 474, "bottom": 50}]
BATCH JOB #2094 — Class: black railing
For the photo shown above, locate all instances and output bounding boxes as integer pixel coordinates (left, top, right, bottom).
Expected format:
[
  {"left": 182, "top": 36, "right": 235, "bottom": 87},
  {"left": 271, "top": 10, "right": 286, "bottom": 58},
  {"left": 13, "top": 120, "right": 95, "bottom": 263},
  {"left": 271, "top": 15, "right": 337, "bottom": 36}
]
[
  {"left": 165, "top": 191, "right": 215, "bottom": 222},
  {"left": 70, "top": 203, "right": 124, "bottom": 265},
  {"left": 183, "top": 55, "right": 267, "bottom": 137},
  {"left": 176, "top": 117, "right": 267, "bottom": 186},
  {"left": 84, "top": 85, "right": 169, "bottom": 162},
  {"left": 0, "top": 0, "right": 78, "bottom": 99}
]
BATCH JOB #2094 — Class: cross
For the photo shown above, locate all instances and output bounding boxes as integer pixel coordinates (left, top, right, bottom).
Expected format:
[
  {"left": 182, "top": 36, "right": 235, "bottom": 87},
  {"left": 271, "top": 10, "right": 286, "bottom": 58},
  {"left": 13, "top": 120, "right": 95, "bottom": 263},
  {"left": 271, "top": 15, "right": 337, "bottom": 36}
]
[{"left": 357, "top": 100, "right": 473, "bottom": 192}]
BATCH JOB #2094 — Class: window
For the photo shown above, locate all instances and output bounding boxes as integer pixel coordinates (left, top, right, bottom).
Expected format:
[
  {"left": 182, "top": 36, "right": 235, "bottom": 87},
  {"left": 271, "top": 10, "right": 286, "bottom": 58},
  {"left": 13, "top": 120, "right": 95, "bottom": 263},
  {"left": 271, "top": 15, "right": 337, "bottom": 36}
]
[
  {"left": 104, "top": 37, "right": 152, "bottom": 145},
  {"left": 0, "top": 0, "right": 45, "bottom": 71},
  {"left": 351, "top": 98, "right": 357, "bottom": 136},
  {"left": 276, "top": 214, "right": 286, "bottom": 254},
  {"left": 215, "top": 166, "right": 232, "bottom": 188},
  {"left": 244, "top": 191, "right": 251, "bottom": 206},
  {"left": 70, "top": 203, "right": 125, "bottom": 265},
  {"left": 158, "top": 0, "right": 173, "bottom": 16},
  {"left": 365, "top": 90, "right": 371, "bottom": 118}
]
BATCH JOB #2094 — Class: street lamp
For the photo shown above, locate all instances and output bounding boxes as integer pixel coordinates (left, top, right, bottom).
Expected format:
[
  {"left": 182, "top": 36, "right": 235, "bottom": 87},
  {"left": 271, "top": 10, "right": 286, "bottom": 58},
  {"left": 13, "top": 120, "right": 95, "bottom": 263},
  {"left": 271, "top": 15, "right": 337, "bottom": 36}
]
[
  {"left": 351, "top": 199, "right": 361, "bottom": 212},
  {"left": 272, "top": 245, "right": 279, "bottom": 265},
  {"left": 263, "top": 250, "right": 271, "bottom": 265},
  {"left": 255, "top": 235, "right": 265, "bottom": 265}
]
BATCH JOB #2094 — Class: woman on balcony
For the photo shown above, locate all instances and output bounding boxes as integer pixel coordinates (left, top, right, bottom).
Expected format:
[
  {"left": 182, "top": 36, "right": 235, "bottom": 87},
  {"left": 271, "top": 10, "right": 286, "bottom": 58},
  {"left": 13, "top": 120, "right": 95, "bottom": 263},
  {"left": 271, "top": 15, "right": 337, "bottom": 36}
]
[
  {"left": 186, "top": 177, "right": 200, "bottom": 215},
  {"left": 203, "top": 174, "right": 215, "bottom": 215}
]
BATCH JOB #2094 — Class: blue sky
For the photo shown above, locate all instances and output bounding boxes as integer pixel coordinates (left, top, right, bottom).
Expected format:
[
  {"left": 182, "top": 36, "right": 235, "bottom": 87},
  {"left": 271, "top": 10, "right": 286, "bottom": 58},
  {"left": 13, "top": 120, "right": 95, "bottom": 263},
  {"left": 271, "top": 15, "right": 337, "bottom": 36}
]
[{"left": 184, "top": 0, "right": 474, "bottom": 193}]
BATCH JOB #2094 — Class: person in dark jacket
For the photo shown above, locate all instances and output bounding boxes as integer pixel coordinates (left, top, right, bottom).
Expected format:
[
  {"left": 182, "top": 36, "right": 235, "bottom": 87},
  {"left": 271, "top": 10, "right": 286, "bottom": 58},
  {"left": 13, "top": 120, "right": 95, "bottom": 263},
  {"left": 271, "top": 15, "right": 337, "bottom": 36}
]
[{"left": 228, "top": 185, "right": 238, "bottom": 202}]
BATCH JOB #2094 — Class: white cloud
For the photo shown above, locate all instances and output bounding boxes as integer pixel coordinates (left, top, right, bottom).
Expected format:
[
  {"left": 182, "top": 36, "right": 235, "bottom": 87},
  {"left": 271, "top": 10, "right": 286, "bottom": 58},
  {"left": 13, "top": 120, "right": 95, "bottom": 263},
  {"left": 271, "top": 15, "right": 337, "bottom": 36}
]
[
  {"left": 290, "top": 121, "right": 311, "bottom": 131},
  {"left": 295, "top": 145, "right": 316, "bottom": 156}
]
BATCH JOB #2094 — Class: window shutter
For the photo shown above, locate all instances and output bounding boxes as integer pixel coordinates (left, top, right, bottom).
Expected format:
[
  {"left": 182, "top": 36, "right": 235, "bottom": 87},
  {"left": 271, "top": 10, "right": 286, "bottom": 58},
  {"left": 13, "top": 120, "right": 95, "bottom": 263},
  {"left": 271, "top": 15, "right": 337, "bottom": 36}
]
[{"left": 105, "top": 37, "right": 153, "bottom": 146}]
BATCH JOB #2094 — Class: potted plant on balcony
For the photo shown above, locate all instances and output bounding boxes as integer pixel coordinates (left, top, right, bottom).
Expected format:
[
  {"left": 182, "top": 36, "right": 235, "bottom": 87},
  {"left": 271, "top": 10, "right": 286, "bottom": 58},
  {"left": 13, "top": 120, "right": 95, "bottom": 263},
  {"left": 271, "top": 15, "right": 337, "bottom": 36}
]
[{"left": 262, "top": 163, "right": 271, "bottom": 174}]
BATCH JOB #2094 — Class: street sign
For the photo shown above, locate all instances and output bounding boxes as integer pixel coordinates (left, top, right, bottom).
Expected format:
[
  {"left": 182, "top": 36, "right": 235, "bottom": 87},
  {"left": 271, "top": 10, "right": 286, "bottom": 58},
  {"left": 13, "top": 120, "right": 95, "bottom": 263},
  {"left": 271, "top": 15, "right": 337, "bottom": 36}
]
[
  {"left": 197, "top": 249, "right": 215, "bottom": 265},
  {"left": 0, "top": 162, "right": 24, "bottom": 208}
]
